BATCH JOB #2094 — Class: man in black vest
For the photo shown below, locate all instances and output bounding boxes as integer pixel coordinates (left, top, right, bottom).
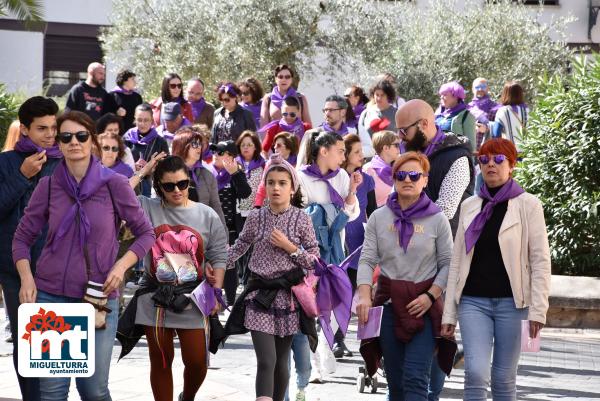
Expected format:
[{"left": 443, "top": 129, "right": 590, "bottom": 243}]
[{"left": 396, "top": 99, "right": 474, "bottom": 401}]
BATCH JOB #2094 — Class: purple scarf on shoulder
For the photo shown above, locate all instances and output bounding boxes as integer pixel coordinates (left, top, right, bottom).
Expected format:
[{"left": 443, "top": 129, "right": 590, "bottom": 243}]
[
  {"left": 123, "top": 127, "right": 159, "bottom": 146},
  {"left": 241, "top": 101, "right": 262, "bottom": 127},
  {"left": 190, "top": 98, "right": 206, "bottom": 121},
  {"left": 111, "top": 86, "right": 137, "bottom": 95},
  {"left": 50, "top": 157, "right": 114, "bottom": 252},
  {"left": 207, "top": 164, "right": 232, "bottom": 191},
  {"left": 423, "top": 126, "right": 446, "bottom": 157},
  {"left": 270, "top": 86, "right": 298, "bottom": 109},
  {"left": 300, "top": 163, "right": 345, "bottom": 209},
  {"left": 464, "top": 179, "right": 525, "bottom": 254},
  {"left": 320, "top": 122, "right": 349, "bottom": 135},
  {"left": 14, "top": 136, "right": 62, "bottom": 159},
  {"left": 386, "top": 192, "right": 441, "bottom": 253},
  {"left": 236, "top": 156, "right": 265, "bottom": 178},
  {"left": 437, "top": 101, "right": 467, "bottom": 118},
  {"left": 369, "top": 155, "right": 393, "bottom": 186},
  {"left": 109, "top": 160, "right": 134, "bottom": 178},
  {"left": 353, "top": 103, "right": 366, "bottom": 120}
]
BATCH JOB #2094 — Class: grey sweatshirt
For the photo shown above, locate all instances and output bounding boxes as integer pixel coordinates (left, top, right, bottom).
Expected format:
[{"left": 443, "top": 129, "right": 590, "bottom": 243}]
[{"left": 357, "top": 205, "right": 452, "bottom": 289}]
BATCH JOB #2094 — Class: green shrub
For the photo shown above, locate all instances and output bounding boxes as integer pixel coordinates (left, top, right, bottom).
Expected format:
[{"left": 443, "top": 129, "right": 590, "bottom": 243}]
[
  {"left": 516, "top": 54, "right": 600, "bottom": 276},
  {"left": 0, "top": 84, "right": 19, "bottom": 149}
]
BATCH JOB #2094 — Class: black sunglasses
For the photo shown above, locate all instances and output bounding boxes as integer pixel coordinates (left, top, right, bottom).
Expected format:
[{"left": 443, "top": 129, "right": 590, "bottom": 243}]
[
  {"left": 101, "top": 145, "right": 119, "bottom": 153},
  {"left": 190, "top": 141, "right": 202, "bottom": 149},
  {"left": 478, "top": 154, "right": 507, "bottom": 165},
  {"left": 160, "top": 179, "right": 190, "bottom": 193},
  {"left": 169, "top": 83, "right": 183, "bottom": 89},
  {"left": 395, "top": 170, "right": 426, "bottom": 182},
  {"left": 397, "top": 120, "right": 421, "bottom": 136},
  {"left": 282, "top": 112, "right": 297, "bottom": 118},
  {"left": 57, "top": 131, "right": 90, "bottom": 144}
]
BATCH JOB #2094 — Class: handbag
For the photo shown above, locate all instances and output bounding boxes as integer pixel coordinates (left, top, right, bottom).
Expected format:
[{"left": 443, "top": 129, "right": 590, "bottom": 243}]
[{"left": 291, "top": 271, "right": 319, "bottom": 318}]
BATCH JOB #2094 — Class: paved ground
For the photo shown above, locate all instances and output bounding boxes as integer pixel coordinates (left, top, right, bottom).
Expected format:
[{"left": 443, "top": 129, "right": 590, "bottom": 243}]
[{"left": 1, "top": 302, "right": 600, "bottom": 401}]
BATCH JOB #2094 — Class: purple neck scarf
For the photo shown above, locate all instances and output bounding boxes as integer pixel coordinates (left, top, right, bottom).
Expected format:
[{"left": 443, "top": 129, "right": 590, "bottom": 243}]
[
  {"left": 14, "top": 136, "right": 62, "bottom": 159},
  {"left": 210, "top": 165, "right": 232, "bottom": 191},
  {"left": 301, "top": 163, "right": 344, "bottom": 209},
  {"left": 241, "top": 101, "right": 262, "bottom": 127},
  {"left": 468, "top": 95, "right": 497, "bottom": 113},
  {"left": 278, "top": 118, "right": 305, "bottom": 139},
  {"left": 386, "top": 191, "right": 441, "bottom": 253},
  {"left": 123, "top": 127, "right": 159, "bottom": 146},
  {"left": 286, "top": 154, "right": 297, "bottom": 166},
  {"left": 109, "top": 160, "right": 134, "bottom": 178},
  {"left": 236, "top": 156, "right": 265, "bottom": 178},
  {"left": 189, "top": 160, "right": 204, "bottom": 188},
  {"left": 370, "top": 155, "right": 393, "bottom": 186},
  {"left": 111, "top": 86, "right": 136, "bottom": 95},
  {"left": 353, "top": 102, "right": 366, "bottom": 119},
  {"left": 438, "top": 101, "right": 467, "bottom": 118},
  {"left": 51, "top": 157, "right": 114, "bottom": 252},
  {"left": 190, "top": 98, "right": 206, "bottom": 121},
  {"left": 270, "top": 86, "right": 298, "bottom": 109},
  {"left": 423, "top": 126, "right": 446, "bottom": 157},
  {"left": 321, "top": 121, "right": 349, "bottom": 135},
  {"left": 464, "top": 179, "right": 525, "bottom": 254}
]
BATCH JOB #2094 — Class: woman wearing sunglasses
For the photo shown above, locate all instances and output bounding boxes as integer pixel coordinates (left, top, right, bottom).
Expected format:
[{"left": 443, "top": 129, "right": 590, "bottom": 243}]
[
  {"left": 171, "top": 126, "right": 226, "bottom": 229},
  {"left": 150, "top": 72, "right": 194, "bottom": 126},
  {"left": 211, "top": 81, "right": 256, "bottom": 144},
  {"left": 13, "top": 111, "right": 155, "bottom": 401},
  {"left": 239, "top": 77, "right": 265, "bottom": 129},
  {"left": 356, "top": 151, "right": 453, "bottom": 401},
  {"left": 99, "top": 131, "right": 134, "bottom": 178},
  {"left": 260, "top": 96, "right": 311, "bottom": 158},
  {"left": 260, "top": 64, "right": 312, "bottom": 128},
  {"left": 125, "top": 155, "right": 228, "bottom": 401},
  {"left": 441, "top": 139, "right": 551, "bottom": 401}
]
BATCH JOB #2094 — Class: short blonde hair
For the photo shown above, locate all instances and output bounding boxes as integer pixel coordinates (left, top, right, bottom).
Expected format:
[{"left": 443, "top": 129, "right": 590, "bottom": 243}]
[
  {"left": 392, "top": 151, "right": 430, "bottom": 176},
  {"left": 372, "top": 130, "right": 398, "bottom": 154}
]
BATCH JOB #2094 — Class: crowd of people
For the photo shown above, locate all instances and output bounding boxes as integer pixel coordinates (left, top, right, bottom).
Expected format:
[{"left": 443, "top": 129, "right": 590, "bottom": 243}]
[{"left": 0, "top": 60, "right": 551, "bottom": 401}]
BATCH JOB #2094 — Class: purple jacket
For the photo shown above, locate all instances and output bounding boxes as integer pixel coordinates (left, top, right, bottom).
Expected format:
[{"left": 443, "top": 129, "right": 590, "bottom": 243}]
[{"left": 12, "top": 170, "right": 155, "bottom": 299}]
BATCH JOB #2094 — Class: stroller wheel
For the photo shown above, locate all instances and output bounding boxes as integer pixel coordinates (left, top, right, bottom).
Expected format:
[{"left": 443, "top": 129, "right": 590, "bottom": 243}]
[
  {"left": 370, "top": 375, "right": 378, "bottom": 393},
  {"left": 356, "top": 373, "right": 365, "bottom": 393}
]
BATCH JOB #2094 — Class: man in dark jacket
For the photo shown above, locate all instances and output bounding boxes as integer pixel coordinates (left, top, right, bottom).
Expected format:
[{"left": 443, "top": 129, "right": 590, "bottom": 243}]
[{"left": 0, "top": 96, "right": 61, "bottom": 401}]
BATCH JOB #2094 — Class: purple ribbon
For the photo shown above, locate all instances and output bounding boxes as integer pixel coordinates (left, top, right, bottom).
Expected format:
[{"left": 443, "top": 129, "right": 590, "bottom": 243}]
[
  {"left": 123, "top": 127, "right": 159, "bottom": 146},
  {"left": 14, "top": 136, "right": 62, "bottom": 159},
  {"left": 386, "top": 191, "right": 441, "bottom": 253},
  {"left": 236, "top": 156, "right": 265, "bottom": 178},
  {"left": 437, "top": 101, "right": 467, "bottom": 119},
  {"left": 219, "top": 83, "right": 237, "bottom": 97},
  {"left": 369, "top": 155, "right": 393, "bottom": 186},
  {"left": 320, "top": 122, "right": 349, "bottom": 135},
  {"left": 50, "top": 157, "right": 114, "bottom": 252},
  {"left": 270, "top": 86, "right": 298, "bottom": 109},
  {"left": 190, "top": 98, "right": 207, "bottom": 121},
  {"left": 313, "top": 248, "right": 358, "bottom": 349},
  {"left": 300, "top": 164, "right": 345, "bottom": 209},
  {"left": 423, "top": 126, "right": 446, "bottom": 157},
  {"left": 464, "top": 179, "right": 525, "bottom": 254}
]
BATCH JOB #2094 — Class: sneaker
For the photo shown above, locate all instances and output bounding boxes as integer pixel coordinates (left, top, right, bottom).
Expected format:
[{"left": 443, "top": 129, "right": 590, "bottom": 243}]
[
  {"left": 295, "top": 389, "right": 306, "bottom": 401},
  {"left": 309, "top": 373, "right": 323, "bottom": 384}
]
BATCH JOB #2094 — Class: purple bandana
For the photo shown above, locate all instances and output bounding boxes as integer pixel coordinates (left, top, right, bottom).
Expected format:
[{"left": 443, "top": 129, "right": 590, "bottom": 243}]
[
  {"left": 51, "top": 157, "right": 114, "bottom": 252},
  {"left": 14, "top": 136, "right": 62, "bottom": 159},
  {"left": 386, "top": 192, "right": 441, "bottom": 253},
  {"left": 111, "top": 86, "right": 137, "bottom": 95},
  {"left": 190, "top": 98, "right": 206, "bottom": 121},
  {"left": 109, "top": 160, "right": 134, "bottom": 178},
  {"left": 320, "top": 122, "right": 349, "bottom": 135},
  {"left": 236, "top": 156, "right": 265, "bottom": 178},
  {"left": 423, "top": 126, "right": 446, "bottom": 157},
  {"left": 123, "top": 127, "right": 159, "bottom": 146},
  {"left": 437, "top": 101, "right": 467, "bottom": 119},
  {"left": 219, "top": 83, "right": 237, "bottom": 97},
  {"left": 464, "top": 179, "right": 525, "bottom": 254},
  {"left": 300, "top": 163, "right": 345, "bottom": 209},
  {"left": 369, "top": 155, "right": 393, "bottom": 186},
  {"left": 270, "top": 86, "right": 298, "bottom": 109}
]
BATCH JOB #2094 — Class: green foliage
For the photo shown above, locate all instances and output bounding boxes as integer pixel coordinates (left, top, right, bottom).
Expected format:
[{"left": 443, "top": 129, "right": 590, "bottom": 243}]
[
  {"left": 0, "top": 83, "right": 19, "bottom": 149},
  {"left": 516, "top": 54, "right": 600, "bottom": 276},
  {"left": 0, "top": 0, "right": 42, "bottom": 21}
]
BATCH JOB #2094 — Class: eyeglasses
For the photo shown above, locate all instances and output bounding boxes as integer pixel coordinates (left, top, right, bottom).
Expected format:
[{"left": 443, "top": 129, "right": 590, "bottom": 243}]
[
  {"left": 474, "top": 84, "right": 488, "bottom": 91},
  {"left": 397, "top": 120, "right": 421, "bottom": 136},
  {"left": 478, "top": 154, "right": 507, "bottom": 165},
  {"left": 169, "top": 83, "right": 183, "bottom": 89},
  {"left": 392, "top": 142, "right": 401, "bottom": 149},
  {"left": 241, "top": 91, "right": 251, "bottom": 96},
  {"left": 322, "top": 108, "right": 342, "bottom": 113},
  {"left": 101, "top": 145, "right": 119, "bottom": 153},
  {"left": 190, "top": 141, "right": 202, "bottom": 149},
  {"left": 282, "top": 112, "right": 297, "bottom": 118},
  {"left": 395, "top": 170, "right": 426, "bottom": 182},
  {"left": 277, "top": 74, "right": 292, "bottom": 80},
  {"left": 240, "top": 142, "right": 255, "bottom": 148},
  {"left": 57, "top": 131, "right": 90, "bottom": 144},
  {"left": 220, "top": 97, "right": 233, "bottom": 103},
  {"left": 160, "top": 179, "right": 190, "bottom": 192}
]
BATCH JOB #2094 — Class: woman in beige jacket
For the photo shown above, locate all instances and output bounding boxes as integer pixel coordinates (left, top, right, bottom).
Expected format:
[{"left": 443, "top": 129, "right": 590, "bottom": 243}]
[{"left": 441, "top": 138, "right": 551, "bottom": 401}]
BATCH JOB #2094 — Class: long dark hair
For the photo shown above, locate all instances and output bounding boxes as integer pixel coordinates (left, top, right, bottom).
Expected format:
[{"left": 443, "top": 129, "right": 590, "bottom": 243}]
[
  {"left": 160, "top": 72, "right": 184, "bottom": 103},
  {"left": 265, "top": 166, "right": 304, "bottom": 208},
  {"left": 152, "top": 156, "right": 190, "bottom": 199},
  {"left": 304, "top": 129, "right": 343, "bottom": 165}
]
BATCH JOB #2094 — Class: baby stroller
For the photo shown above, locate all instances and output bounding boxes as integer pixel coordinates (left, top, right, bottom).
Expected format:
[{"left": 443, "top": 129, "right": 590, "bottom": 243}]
[{"left": 356, "top": 265, "right": 385, "bottom": 393}]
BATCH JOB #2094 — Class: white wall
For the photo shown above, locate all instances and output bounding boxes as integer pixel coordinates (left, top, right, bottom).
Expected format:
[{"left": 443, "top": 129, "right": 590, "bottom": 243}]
[{"left": 0, "top": 30, "right": 44, "bottom": 94}]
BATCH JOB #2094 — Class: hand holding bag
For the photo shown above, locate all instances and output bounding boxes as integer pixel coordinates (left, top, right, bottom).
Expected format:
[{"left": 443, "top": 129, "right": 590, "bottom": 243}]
[{"left": 291, "top": 270, "right": 319, "bottom": 318}]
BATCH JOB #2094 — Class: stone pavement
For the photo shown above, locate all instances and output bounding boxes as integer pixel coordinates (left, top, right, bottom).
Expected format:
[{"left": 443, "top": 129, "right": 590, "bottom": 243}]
[{"left": 1, "top": 306, "right": 599, "bottom": 400}]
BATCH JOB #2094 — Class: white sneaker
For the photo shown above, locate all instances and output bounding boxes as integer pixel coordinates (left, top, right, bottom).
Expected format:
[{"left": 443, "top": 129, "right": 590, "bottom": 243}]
[{"left": 295, "top": 389, "right": 306, "bottom": 401}]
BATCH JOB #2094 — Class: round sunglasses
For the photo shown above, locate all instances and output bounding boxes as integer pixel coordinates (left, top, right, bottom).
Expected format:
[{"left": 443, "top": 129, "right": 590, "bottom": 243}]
[
  {"left": 395, "top": 170, "right": 427, "bottom": 182},
  {"left": 282, "top": 112, "right": 297, "bottom": 118},
  {"left": 57, "top": 131, "right": 90, "bottom": 144},
  {"left": 101, "top": 145, "right": 119, "bottom": 153},
  {"left": 160, "top": 179, "right": 190, "bottom": 193},
  {"left": 478, "top": 154, "right": 507, "bottom": 165}
]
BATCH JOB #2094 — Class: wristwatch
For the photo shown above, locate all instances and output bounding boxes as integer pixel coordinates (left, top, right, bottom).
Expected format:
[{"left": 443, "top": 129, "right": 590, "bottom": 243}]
[{"left": 289, "top": 248, "right": 300, "bottom": 258}]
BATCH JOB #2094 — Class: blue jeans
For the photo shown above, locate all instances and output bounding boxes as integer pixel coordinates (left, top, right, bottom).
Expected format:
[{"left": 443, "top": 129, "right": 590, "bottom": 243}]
[
  {"left": 458, "top": 296, "right": 528, "bottom": 401},
  {"left": 428, "top": 357, "right": 446, "bottom": 401},
  {"left": 36, "top": 290, "right": 118, "bottom": 401},
  {"left": 0, "top": 273, "right": 41, "bottom": 401},
  {"left": 284, "top": 332, "right": 311, "bottom": 400},
  {"left": 380, "top": 304, "right": 435, "bottom": 401}
]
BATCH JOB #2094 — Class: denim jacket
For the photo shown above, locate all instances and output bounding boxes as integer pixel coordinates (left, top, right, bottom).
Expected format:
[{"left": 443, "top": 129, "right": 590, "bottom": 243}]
[{"left": 305, "top": 203, "right": 349, "bottom": 265}]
